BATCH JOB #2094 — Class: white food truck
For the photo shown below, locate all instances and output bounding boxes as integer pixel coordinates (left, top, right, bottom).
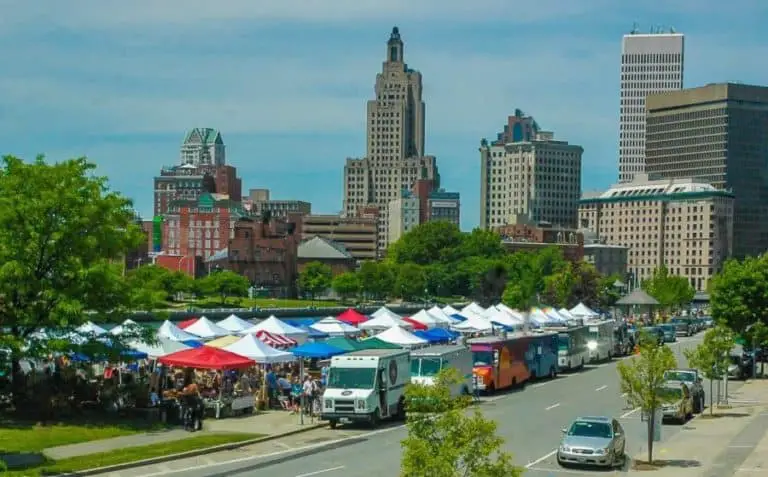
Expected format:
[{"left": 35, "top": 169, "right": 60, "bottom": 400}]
[
  {"left": 586, "top": 320, "right": 616, "bottom": 363},
  {"left": 410, "top": 344, "right": 473, "bottom": 397},
  {"left": 321, "top": 349, "right": 410, "bottom": 428}
]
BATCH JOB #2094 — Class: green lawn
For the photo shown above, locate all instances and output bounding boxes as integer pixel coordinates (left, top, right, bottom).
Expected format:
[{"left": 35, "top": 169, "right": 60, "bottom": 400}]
[{"left": 0, "top": 420, "right": 157, "bottom": 454}]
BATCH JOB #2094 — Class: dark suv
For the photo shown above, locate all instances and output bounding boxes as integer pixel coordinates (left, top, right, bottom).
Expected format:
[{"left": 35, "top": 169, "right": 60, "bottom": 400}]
[{"left": 669, "top": 318, "right": 693, "bottom": 337}]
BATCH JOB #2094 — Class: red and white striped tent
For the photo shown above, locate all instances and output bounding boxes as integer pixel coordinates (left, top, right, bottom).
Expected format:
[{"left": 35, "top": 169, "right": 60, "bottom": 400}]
[{"left": 254, "top": 330, "right": 297, "bottom": 348}]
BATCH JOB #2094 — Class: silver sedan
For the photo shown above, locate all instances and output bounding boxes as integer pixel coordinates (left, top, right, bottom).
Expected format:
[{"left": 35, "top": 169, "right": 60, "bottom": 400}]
[{"left": 557, "top": 416, "right": 626, "bottom": 468}]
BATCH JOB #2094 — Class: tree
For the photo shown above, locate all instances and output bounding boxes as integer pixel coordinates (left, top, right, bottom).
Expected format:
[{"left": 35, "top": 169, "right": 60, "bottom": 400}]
[
  {"left": 501, "top": 278, "right": 537, "bottom": 311},
  {"left": 401, "top": 368, "right": 523, "bottom": 477},
  {"left": 542, "top": 261, "right": 575, "bottom": 308},
  {"left": 199, "top": 270, "right": 250, "bottom": 304},
  {"left": 388, "top": 221, "right": 464, "bottom": 265},
  {"left": 684, "top": 325, "right": 734, "bottom": 415},
  {"left": 617, "top": 331, "right": 678, "bottom": 464},
  {"left": 642, "top": 266, "right": 695, "bottom": 311},
  {"left": 393, "top": 263, "right": 427, "bottom": 301},
  {"left": 332, "top": 272, "right": 360, "bottom": 301},
  {"left": 298, "top": 261, "right": 332, "bottom": 301},
  {"left": 0, "top": 155, "right": 145, "bottom": 409},
  {"left": 709, "top": 255, "right": 768, "bottom": 334},
  {"left": 358, "top": 261, "right": 394, "bottom": 300},
  {"left": 126, "top": 264, "right": 192, "bottom": 307},
  {"left": 597, "top": 274, "right": 623, "bottom": 309}
]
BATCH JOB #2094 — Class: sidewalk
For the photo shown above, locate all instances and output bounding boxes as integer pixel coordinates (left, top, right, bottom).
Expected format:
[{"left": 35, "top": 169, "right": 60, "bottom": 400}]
[
  {"left": 629, "top": 380, "right": 768, "bottom": 477},
  {"left": 42, "top": 409, "right": 325, "bottom": 461}
]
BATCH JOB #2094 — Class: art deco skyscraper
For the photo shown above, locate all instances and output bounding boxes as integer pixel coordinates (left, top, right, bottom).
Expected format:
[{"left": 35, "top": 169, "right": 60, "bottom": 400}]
[
  {"left": 344, "top": 27, "right": 439, "bottom": 254},
  {"left": 618, "top": 28, "right": 684, "bottom": 182}
]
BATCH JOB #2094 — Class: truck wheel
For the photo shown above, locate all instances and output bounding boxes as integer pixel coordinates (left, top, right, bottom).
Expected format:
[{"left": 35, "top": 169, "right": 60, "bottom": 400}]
[
  {"left": 329, "top": 419, "right": 338, "bottom": 429},
  {"left": 396, "top": 397, "right": 406, "bottom": 420},
  {"left": 370, "top": 410, "right": 380, "bottom": 428},
  {"left": 548, "top": 366, "right": 556, "bottom": 379}
]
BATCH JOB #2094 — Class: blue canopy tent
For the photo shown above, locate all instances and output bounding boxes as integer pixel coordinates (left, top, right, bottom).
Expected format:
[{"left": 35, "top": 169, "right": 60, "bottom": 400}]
[
  {"left": 69, "top": 347, "right": 149, "bottom": 362},
  {"left": 300, "top": 326, "right": 329, "bottom": 340},
  {"left": 284, "top": 318, "right": 316, "bottom": 328},
  {"left": 413, "top": 330, "right": 441, "bottom": 344},
  {"left": 290, "top": 342, "right": 345, "bottom": 359},
  {"left": 182, "top": 340, "right": 204, "bottom": 348},
  {"left": 450, "top": 313, "right": 468, "bottom": 322},
  {"left": 423, "top": 328, "right": 460, "bottom": 342}
]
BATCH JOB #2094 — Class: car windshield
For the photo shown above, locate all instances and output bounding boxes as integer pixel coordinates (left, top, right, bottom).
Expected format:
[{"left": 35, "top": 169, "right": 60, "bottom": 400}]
[
  {"left": 660, "top": 325, "right": 675, "bottom": 332},
  {"left": 568, "top": 421, "right": 612, "bottom": 438},
  {"left": 473, "top": 351, "right": 493, "bottom": 367},
  {"left": 412, "top": 357, "right": 442, "bottom": 377},
  {"left": 327, "top": 367, "right": 376, "bottom": 390},
  {"left": 659, "top": 387, "right": 683, "bottom": 400},
  {"left": 558, "top": 334, "right": 570, "bottom": 351},
  {"left": 665, "top": 371, "right": 695, "bottom": 382}
]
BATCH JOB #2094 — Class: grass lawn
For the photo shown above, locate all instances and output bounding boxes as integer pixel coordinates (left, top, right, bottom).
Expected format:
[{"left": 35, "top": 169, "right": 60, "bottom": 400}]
[{"left": 2, "top": 431, "right": 260, "bottom": 476}]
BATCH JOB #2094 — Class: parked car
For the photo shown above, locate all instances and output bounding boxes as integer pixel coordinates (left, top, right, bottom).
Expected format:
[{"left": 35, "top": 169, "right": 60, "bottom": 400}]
[
  {"left": 728, "top": 353, "right": 754, "bottom": 380},
  {"left": 659, "top": 324, "right": 678, "bottom": 343},
  {"left": 669, "top": 318, "right": 694, "bottom": 337},
  {"left": 664, "top": 369, "right": 705, "bottom": 413},
  {"left": 640, "top": 326, "right": 664, "bottom": 346},
  {"left": 558, "top": 416, "right": 626, "bottom": 468},
  {"left": 659, "top": 382, "right": 693, "bottom": 423}
]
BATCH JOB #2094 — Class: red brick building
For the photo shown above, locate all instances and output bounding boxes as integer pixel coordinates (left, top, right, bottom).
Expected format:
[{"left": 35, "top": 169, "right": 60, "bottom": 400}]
[
  {"left": 153, "top": 164, "right": 242, "bottom": 216},
  {"left": 495, "top": 222, "right": 584, "bottom": 262}
]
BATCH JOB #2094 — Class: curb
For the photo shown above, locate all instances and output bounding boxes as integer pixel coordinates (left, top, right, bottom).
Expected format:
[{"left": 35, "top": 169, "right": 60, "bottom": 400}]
[{"left": 57, "top": 421, "right": 328, "bottom": 476}]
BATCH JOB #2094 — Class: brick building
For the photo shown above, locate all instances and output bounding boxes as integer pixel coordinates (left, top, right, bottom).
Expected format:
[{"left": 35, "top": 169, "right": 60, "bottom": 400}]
[
  {"left": 495, "top": 218, "right": 584, "bottom": 262},
  {"left": 297, "top": 236, "right": 357, "bottom": 276},
  {"left": 154, "top": 164, "right": 242, "bottom": 216},
  {"left": 207, "top": 217, "right": 299, "bottom": 297}
]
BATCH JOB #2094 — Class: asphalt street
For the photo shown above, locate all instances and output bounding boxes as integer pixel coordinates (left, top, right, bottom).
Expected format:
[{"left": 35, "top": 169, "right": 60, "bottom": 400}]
[{"left": 119, "top": 334, "right": 735, "bottom": 477}]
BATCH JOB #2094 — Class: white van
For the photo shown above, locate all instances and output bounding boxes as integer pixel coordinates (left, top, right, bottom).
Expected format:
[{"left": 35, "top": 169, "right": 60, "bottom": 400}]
[
  {"left": 321, "top": 349, "right": 410, "bottom": 428},
  {"left": 410, "top": 344, "right": 473, "bottom": 397}
]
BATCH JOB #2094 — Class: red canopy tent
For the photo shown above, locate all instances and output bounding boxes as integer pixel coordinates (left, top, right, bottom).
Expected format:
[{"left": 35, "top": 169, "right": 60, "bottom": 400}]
[
  {"left": 337, "top": 308, "right": 368, "bottom": 325},
  {"left": 158, "top": 346, "right": 255, "bottom": 369},
  {"left": 403, "top": 317, "right": 428, "bottom": 331},
  {"left": 177, "top": 318, "right": 197, "bottom": 330},
  {"left": 254, "top": 330, "right": 297, "bottom": 348}
]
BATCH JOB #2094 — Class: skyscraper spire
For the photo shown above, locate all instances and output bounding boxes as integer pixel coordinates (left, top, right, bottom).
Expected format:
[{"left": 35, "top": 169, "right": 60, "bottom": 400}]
[{"left": 386, "top": 26, "right": 403, "bottom": 63}]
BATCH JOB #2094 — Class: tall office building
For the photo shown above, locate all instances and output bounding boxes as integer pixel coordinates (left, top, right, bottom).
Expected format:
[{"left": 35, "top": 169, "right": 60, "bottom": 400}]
[
  {"left": 180, "top": 128, "right": 226, "bottom": 166},
  {"left": 645, "top": 83, "right": 768, "bottom": 258},
  {"left": 618, "top": 29, "right": 684, "bottom": 182},
  {"left": 480, "top": 112, "right": 582, "bottom": 230},
  {"left": 344, "top": 27, "right": 440, "bottom": 254}
]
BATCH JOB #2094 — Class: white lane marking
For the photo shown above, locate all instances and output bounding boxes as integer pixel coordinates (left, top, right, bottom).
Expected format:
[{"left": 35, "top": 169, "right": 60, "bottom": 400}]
[
  {"left": 595, "top": 385, "right": 608, "bottom": 391},
  {"left": 545, "top": 403, "right": 560, "bottom": 411},
  {"left": 132, "top": 426, "right": 403, "bottom": 477},
  {"left": 620, "top": 407, "right": 640, "bottom": 418},
  {"left": 525, "top": 449, "right": 557, "bottom": 468},
  {"left": 728, "top": 445, "right": 754, "bottom": 448},
  {"left": 527, "top": 466, "right": 596, "bottom": 475},
  {"left": 295, "top": 466, "right": 345, "bottom": 477}
]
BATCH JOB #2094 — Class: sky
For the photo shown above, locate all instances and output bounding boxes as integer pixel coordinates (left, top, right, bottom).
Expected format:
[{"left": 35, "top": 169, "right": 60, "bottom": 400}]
[{"left": 1, "top": 1, "right": 767, "bottom": 231}]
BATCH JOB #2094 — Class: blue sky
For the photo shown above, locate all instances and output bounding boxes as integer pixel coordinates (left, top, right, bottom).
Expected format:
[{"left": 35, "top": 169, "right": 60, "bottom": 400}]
[{"left": 1, "top": 1, "right": 766, "bottom": 230}]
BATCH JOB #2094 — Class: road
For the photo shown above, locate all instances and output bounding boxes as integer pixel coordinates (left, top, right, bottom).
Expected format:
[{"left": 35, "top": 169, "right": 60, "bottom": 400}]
[{"left": 121, "top": 334, "right": 735, "bottom": 477}]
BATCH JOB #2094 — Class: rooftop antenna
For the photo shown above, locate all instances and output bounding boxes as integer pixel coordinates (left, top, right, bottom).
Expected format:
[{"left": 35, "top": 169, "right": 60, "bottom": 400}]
[
  {"left": 670, "top": 26, "right": 676, "bottom": 33},
  {"left": 631, "top": 22, "right": 639, "bottom": 34}
]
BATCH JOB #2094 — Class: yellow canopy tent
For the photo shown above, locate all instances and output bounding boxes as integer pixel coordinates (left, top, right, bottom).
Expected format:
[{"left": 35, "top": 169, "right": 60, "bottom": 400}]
[{"left": 206, "top": 335, "right": 240, "bottom": 348}]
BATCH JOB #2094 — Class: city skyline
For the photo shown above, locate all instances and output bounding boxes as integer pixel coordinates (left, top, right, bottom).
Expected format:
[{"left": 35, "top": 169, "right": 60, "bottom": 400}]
[{"left": 1, "top": 1, "right": 767, "bottom": 230}]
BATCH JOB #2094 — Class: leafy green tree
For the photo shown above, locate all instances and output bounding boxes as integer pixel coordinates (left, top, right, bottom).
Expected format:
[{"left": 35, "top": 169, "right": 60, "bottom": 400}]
[
  {"left": 332, "top": 272, "right": 361, "bottom": 301},
  {"left": 501, "top": 278, "right": 537, "bottom": 311},
  {"left": 358, "top": 261, "right": 394, "bottom": 300},
  {"left": 709, "top": 255, "right": 768, "bottom": 334},
  {"left": 457, "top": 228, "right": 505, "bottom": 259},
  {"left": 465, "top": 258, "right": 507, "bottom": 307},
  {"left": 401, "top": 368, "right": 523, "bottom": 477},
  {"left": 617, "top": 331, "right": 678, "bottom": 464},
  {"left": 685, "top": 325, "right": 734, "bottom": 415},
  {"left": 298, "top": 261, "right": 333, "bottom": 301},
  {"left": 0, "top": 155, "right": 145, "bottom": 408},
  {"left": 597, "top": 274, "right": 623, "bottom": 309},
  {"left": 570, "top": 261, "right": 602, "bottom": 307},
  {"left": 542, "top": 261, "right": 575, "bottom": 308},
  {"left": 642, "top": 266, "right": 695, "bottom": 311},
  {"left": 127, "top": 264, "right": 192, "bottom": 306},
  {"left": 199, "top": 269, "right": 250, "bottom": 304},
  {"left": 393, "top": 263, "right": 427, "bottom": 301},
  {"left": 388, "top": 221, "right": 464, "bottom": 265}
]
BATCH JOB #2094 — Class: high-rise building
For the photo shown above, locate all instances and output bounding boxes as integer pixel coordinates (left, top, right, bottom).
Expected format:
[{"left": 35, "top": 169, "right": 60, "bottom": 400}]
[
  {"left": 242, "top": 189, "right": 312, "bottom": 219},
  {"left": 480, "top": 113, "right": 582, "bottom": 230},
  {"left": 180, "top": 128, "right": 225, "bottom": 166},
  {"left": 645, "top": 83, "right": 768, "bottom": 258},
  {"left": 387, "top": 180, "right": 461, "bottom": 244},
  {"left": 578, "top": 174, "right": 734, "bottom": 291},
  {"left": 618, "top": 29, "right": 684, "bottom": 183},
  {"left": 343, "top": 27, "right": 440, "bottom": 254}
]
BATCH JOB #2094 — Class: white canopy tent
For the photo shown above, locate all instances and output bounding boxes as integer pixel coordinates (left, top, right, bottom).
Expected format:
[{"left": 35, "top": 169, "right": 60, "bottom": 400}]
[
  {"left": 570, "top": 302, "right": 599, "bottom": 319},
  {"left": 371, "top": 306, "right": 402, "bottom": 320},
  {"left": 157, "top": 320, "right": 201, "bottom": 342},
  {"left": 373, "top": 325, "right": 427, "bottom": 348},
  {"left": 484, "top": 307, "right": 524, "bottom": 329},
  {"left": 427, "top": 306, "right": 459, "bottom": 325},
  {"left": 558, "top": 308, "right": 577, "bottom": 320},
  {"left": 543, "top": 307, "right": 568, "bottom": 322},
  {"left": 461, "top": 302, "right": 486, "bottom": 316},
  {"left": 224, "top": 334, "right": 296, "bottom": 364},
  {"left": 216, "top": 314, "right": 253, "bottom": 333},
  {"left": 109, "top": 319, "right": 138, "bottom": 336},
  {"left": 244, "top": 316, "right": 309, "bottom": 343},
  {"left": 408, "top": 309, "right": 442, "bottom": 329},
  {"left": 130, "top": 337, "right": 192, "bottom": 358},
  {"left": 309, "top": 317, "right": 361, "bottom": 337},
  {"left": 184, "top": 317, "right": 231, "bottom": 339},
  {"left": 529, "top": 308, "right": 560, "bottom": 326},
  {"left": 77, "top": 321, "right": 107, "bottom": 336},
  {"left": 452, "top": 314, "right": 493, "bottom": 333},
  {"left": 442, "top": 305, "right": 461, "bottom": 316},
  {"left": 359, "top": 313, "right": 412, "bottom": 332}
]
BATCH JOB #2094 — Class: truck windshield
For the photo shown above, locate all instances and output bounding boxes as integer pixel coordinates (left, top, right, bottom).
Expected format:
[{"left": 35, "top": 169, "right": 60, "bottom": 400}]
[
  {"left": 414, "top": 358, "right": 442, "bottom": 377},
  {"left": 558, "top": 334, "right": 570, "bottom": 351},
  {"left": 473, "top": 351, "right": 493, "bottom": 366},
  {"left": 327, "top": 367, "right": 376, "bottom": 389}
]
